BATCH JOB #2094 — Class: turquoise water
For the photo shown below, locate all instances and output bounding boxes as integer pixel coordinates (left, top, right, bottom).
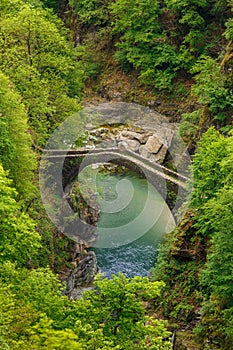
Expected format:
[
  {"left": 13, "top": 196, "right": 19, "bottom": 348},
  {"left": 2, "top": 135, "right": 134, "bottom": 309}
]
[{"left": 79, "top": 166, "right": 175, "bottom": 278}]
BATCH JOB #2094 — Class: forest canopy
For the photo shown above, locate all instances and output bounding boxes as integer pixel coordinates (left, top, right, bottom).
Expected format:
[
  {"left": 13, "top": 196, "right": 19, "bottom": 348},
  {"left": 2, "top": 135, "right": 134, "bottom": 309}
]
[{"left": 0, "top": 0, "right": 232, "bottom": 349}]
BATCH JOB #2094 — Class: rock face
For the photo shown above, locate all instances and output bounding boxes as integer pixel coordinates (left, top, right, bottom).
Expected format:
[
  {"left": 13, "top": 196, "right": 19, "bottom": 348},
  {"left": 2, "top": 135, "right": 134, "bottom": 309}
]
[
  {"left": 78, "top": 195, "right": 100, "bottom": 226},
  {"left": 63, "top": 185, "right": 100, "bottom": 299},
  {"left": 66, "top": 250, "right": 99, "bottom": 300}
]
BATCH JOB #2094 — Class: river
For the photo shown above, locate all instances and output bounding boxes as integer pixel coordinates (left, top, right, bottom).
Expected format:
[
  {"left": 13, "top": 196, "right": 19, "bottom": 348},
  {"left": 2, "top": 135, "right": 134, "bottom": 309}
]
[{"left": 79, "top": 166, "right": 176, "bottom": 278}]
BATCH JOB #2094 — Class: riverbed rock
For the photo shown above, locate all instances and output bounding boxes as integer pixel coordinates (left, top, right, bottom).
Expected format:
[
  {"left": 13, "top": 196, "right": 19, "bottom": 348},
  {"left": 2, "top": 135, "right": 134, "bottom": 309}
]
[
  {"left": 118, "top": 139, "right": 140, "bottom": 152},
  {"left": 145, "top": 135, "right": 163, "bottom": 153},
  {"left": 149, "top": 146, "right": 167, "bottom": 163},
  {"left": 118, "top": 140, "right": 128, "bottom": 151},
  {"left": 139, "top": 145, "right": 151, "bottom": 158},
  {"left": 120, "top": 130, "right": 150, "bottom": 143},
  {"left": 139, "top": 140, "right": 169, "bottom": 164},
  {"left": 97, "top": 139, "right": 118, "bottom": 148},
  {"left": 161, "top": 128, "right": 174, "bottom": 148}
]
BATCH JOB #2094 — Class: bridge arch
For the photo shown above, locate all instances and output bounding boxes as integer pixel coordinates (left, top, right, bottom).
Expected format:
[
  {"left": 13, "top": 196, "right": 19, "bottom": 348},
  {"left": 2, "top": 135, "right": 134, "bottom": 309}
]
[{"left": 46, "top": 148, "right": 189, "bottom": 223}]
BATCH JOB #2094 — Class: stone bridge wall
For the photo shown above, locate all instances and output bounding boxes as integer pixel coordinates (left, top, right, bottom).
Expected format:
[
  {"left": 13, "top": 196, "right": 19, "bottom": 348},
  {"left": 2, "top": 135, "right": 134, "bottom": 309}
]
[{"left": 46, "top": 148, "right": 188, "bottom": 214}]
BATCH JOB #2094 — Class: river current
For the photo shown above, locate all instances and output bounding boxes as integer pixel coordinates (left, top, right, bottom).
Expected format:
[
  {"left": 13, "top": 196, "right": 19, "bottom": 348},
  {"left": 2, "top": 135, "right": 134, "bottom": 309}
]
[{"left": 80, "top": 167, "right": 176, "bottom": 278}]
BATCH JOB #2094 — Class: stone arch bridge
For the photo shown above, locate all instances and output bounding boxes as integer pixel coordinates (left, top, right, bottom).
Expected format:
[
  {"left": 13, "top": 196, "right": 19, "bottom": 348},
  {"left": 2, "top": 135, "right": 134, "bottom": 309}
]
[{"left": 45, "top": 147, "right": 190, "bottom": 217}]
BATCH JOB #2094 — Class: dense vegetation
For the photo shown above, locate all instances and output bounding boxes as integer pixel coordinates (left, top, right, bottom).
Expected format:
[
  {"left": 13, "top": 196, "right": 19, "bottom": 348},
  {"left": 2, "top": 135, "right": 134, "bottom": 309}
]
[
  {"left": 0, "top": 0, "right": 232, "bottom": 349},
  {"left": 151, "top": 128, "right": 233, "bottom": 348}
]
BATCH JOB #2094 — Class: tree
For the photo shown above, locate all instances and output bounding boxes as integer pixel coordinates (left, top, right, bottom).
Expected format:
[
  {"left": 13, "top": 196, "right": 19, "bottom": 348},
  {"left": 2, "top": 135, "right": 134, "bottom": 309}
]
[
  {"left": 0, "top": 72, "right": 36, "bottom": 200},
  {"left": 191, "top": 56, "right": 233, "bottom": 120},
  {"left": 111, "top": 0, "right": 179, "bottom": 90},
  {"left": 190, "top": 127, "right": 227, "bottom": 208},
  {"left": 0, "top": 279, "right": 41, "bottom": 350},
  {"left": 0, "top": 263, "right": 172, "bottom": 349},
  {"left": 179, "top": 55, "right": 233, "bottom": 144},
  {"left": 199, "top": 188, "right": 233, "bottom": 302},
  {"left": 0, "top": 164, "right": 41, "bottom": 265},
  {"left": 69, "top": 0, "right": 112, "bottom": 27},
  {"left": 165, "top": 0, "right": 208, "bottom": 62},
  {"left": 0, "top": 266, "right": 82, "bottom": 350},
  {"left": 0, "top": 2, "right": 83, "bottom": 144},
  {"left": 71, "top": 273, "right": 171, "bottom": 349},
  {"left": 193, "top": 186, "right": 233, "bottom": 348},
  {"left": 30, "top": 317, "right": 82, "bottom": 350}
]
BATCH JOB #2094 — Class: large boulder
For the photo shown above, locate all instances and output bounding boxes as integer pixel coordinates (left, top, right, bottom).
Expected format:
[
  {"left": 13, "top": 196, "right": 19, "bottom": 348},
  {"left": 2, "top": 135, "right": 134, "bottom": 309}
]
[
  {"left": 149, "top": 147, "right": 167, "bottom": 163},
  {"left": 145, "top": 135, "right": 163, "bottom": 154},
  {"left": 161, "top": 128, "right": 174, "bottom": 148}
]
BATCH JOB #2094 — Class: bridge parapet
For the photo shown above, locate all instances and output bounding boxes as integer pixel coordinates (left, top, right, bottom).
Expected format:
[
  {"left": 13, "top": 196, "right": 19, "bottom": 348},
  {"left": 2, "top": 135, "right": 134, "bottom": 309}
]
[
  {"left": 45, "top": 147, "right": 189, "bottom": 186},
  {"left": 44, "top": 147, "right": 190, "bottom": 220}
]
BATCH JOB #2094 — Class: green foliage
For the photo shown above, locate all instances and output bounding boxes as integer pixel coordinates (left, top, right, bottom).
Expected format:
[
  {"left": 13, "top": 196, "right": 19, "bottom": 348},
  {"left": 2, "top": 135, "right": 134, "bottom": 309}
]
[
  {"left": 0, "top": 2, "right": 83, "bottom": 144},
  {"left": 70, "top": 273, "right": 171, "bottom": 349},
  {"left": 150, "top": 210, "right": 203, "bottom": 323},
  {"left": 0, "top": 263, "right": 83, "bottom": 349},
  {"left": 224, "top": 0, "right": 233, "bottom": 41},
  {"left": 69, "top": 0, "right": 232, "bottom": 92},
  {"left": 191, "top": 56, "right": 233, "bottom": 118},
  {"left": 0, "top": 262, "right": 70, "bottom": 323},
  {"left": 179, "top": 109, "right": 203, "bottom": 141},
  {"left": 199, "top": 188, "right": 233, "bottom": 301},
  {"left": 225, "top": 18, "right": 233, "bottom": 40},
  {"left": 30, "top": 317, "right": 82, "bottom": 349},
  {"left": 165, "top": 0, "right": 228, "bottom": 64},
  {"left": 0, "top": 280, "right": 40, "bottom": 349},
  {"left": 111, "top": 0, "right": 179, "bottom": 90},
  {"left": 0, "top": 0, "right": 233, "bottom": 348},
  {"left": 0, "top": 164, "right": 41, "bottom": 265},
  {"left": 0, "top": 263, "right": 172, "bottom": 349},
  {"left": 180, "top": 56, "right": 233, "bottom": 143},
  {"left": 0, "top": 0, "right": 23, "bottom": 15},
  {"left": 195, "top": 298, "right": 233, "bottom": 350},
  {"left": 39, "top": 0, "right": 60, "bottom": 12},
  {"left": 192, "top": 135, "right": 233, "bottom": 346},
  {"left": 190, "top": 127, "right": 227, "bottom": 207},
  {"left": 0, "top": 72, "right": 36, "bottom": 200},
  {"left": 153, "top": 127, "right": 233, "bottom": 347},
  {"left": 76, "top": 44, "right": 102, "bottom": 80},
  {"left": 69, "top": 0, "right": 112, "bottom": 27}
]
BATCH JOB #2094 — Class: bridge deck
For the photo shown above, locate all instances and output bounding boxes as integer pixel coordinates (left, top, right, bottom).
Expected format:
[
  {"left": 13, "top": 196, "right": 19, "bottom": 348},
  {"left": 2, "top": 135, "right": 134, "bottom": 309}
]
[{"left": 44, "top": 148, "right": 190, "bottom": 190}]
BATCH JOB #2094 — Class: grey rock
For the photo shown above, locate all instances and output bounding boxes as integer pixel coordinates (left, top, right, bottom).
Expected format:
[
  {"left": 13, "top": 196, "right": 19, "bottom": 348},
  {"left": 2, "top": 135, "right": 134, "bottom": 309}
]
[
  {"left": 145, "top": 135, "right": 163, "bottom": 154},
  {"left": 97, "top": 139, "right": 117, "bottom": 148},
  {"left": 154, "top": 128, "right": 174, "bottom": 149},
  {"left": 121, "top": 130, "right": 150, "bottom": 143},
  {"left": 66, "top": 251, "right": 99, "bottom": 297},
  {"left": 139, "top": 145, "right": 152, "bottom": 159},
  {"left": 126, "top": 139, "right": 140, "bottom": 152},
  {"left": 118, "top": 139, "right": 140, "bottom": 152},
  {"left": 118, "top": 140, "right": 129, "bottom": 150},
  {"left": 149, "top": 146, "right": 168, "bottom": 164}
]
